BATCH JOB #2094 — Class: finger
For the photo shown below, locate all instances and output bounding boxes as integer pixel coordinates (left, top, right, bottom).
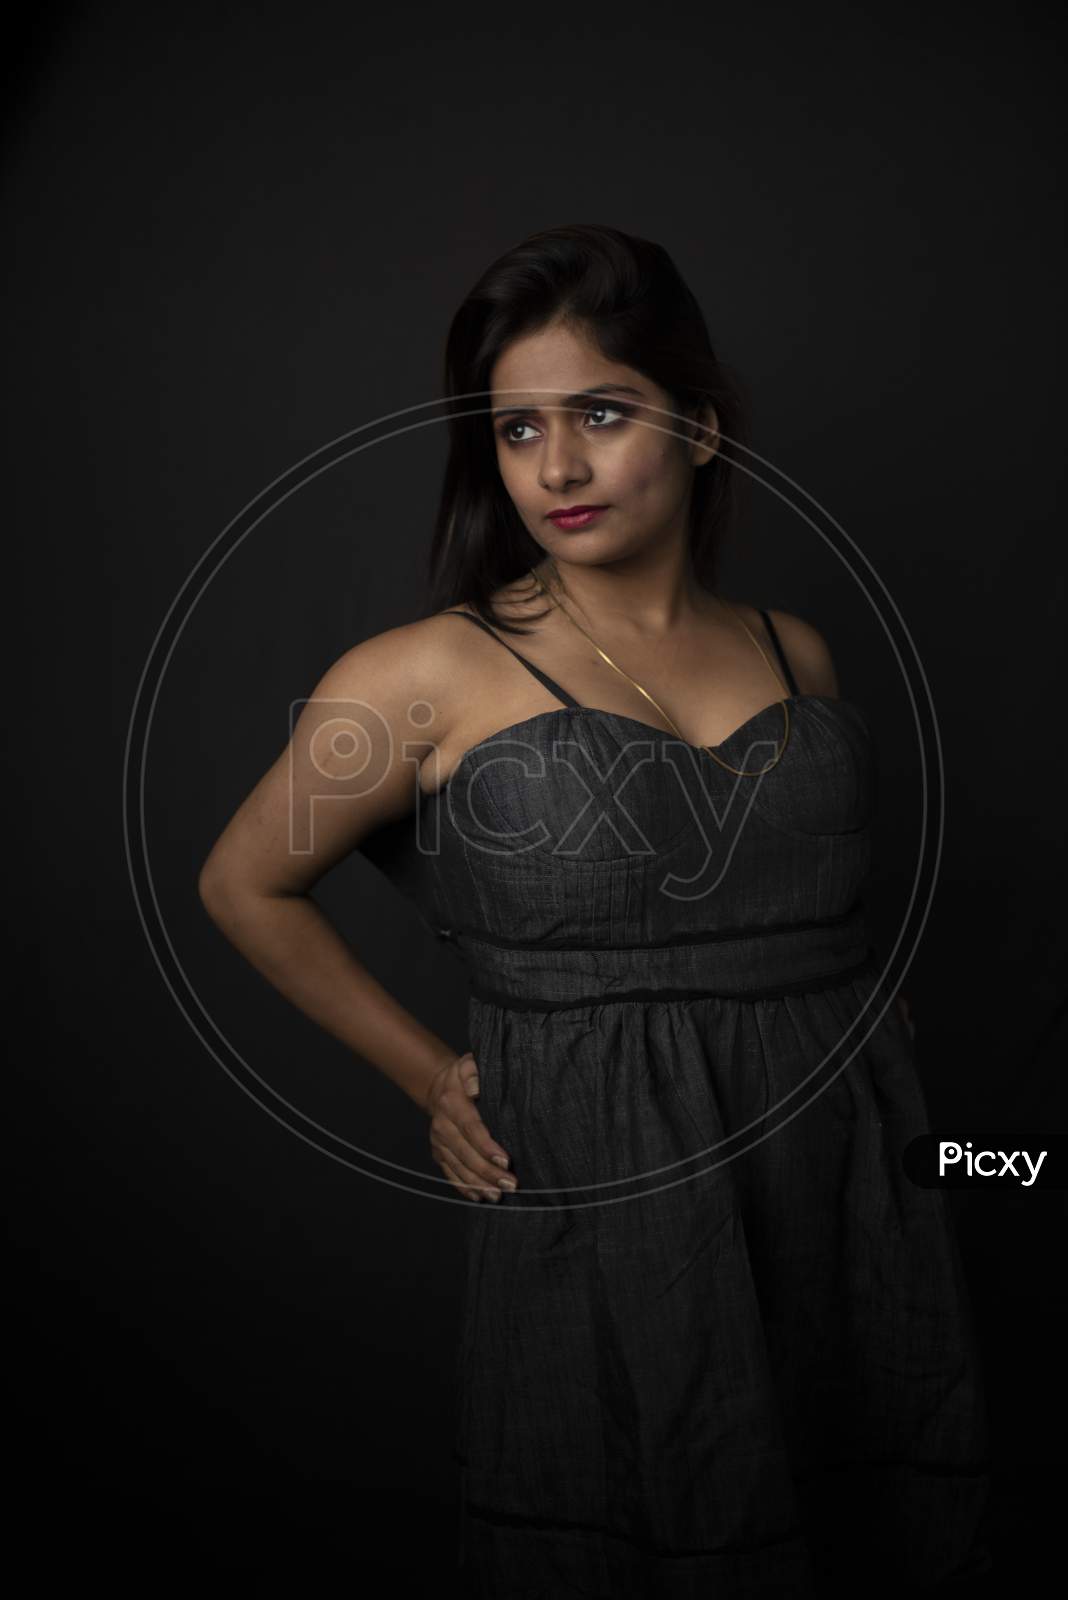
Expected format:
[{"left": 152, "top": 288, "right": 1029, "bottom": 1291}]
[
  {"left": 432, "top": 1121, "right": 496, "bottom": 1181},
  {"left": 440, "top": 1069, "right": 512, "bottom": 1172},
  {"left": 456, "top": 1052, "right": 480, "bottom": 1097},
  {"left": 445, "top": 1096, "right": 512, "bottom": 1168},
  {"left": 452, "top": 1110, "right": 517, "bottom": 1186},
  {"left": 436, "top": 1152, "right": 486, "bottom": 1202},
  {"left": 437, "top": 1123, "right": 515, "bottom": 1192},
  {"left": 435, "top": 1119, "right": 517, "bottom": 1192},
  {"left": 438, "top": 1148, "right": 502, "bottom": 1201}
]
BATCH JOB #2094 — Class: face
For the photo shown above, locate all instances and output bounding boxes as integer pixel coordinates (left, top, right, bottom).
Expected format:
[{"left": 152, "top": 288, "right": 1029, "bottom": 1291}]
[{"left": 489, "top": 317, "right": 718, "bottom": 570}]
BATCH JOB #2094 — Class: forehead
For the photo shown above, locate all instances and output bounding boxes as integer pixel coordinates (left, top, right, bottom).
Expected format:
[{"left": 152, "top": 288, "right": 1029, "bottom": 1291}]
[{"left": 490, "top": 322, "right": 647, "bottom": 400}]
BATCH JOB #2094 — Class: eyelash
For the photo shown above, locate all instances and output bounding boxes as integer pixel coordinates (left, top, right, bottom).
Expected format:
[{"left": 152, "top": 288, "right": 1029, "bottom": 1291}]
[{"left": 495, "top": 402, "right": 632, "bottom": 445}]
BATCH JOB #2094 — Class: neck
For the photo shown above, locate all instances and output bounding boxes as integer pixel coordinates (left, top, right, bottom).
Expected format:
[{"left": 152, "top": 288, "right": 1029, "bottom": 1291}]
[{"left": 535, "top": 537, "right": 710, "bottom": 641}]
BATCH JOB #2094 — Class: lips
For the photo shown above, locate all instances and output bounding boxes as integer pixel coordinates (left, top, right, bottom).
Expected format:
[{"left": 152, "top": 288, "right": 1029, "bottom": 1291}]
[{"left": 547, "top": 505, "right": 608, "bottom": 528}]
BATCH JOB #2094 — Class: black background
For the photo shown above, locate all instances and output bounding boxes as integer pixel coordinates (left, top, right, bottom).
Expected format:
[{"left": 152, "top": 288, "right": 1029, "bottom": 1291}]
[{"left": 6, "top": 0, "right": 1065, "bottom": 1588}]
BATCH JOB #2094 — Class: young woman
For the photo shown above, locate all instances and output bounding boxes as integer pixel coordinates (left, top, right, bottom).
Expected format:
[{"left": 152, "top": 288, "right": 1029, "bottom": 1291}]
[{"left": 199, "top": 224, "right": 992, "bottom": 1597}]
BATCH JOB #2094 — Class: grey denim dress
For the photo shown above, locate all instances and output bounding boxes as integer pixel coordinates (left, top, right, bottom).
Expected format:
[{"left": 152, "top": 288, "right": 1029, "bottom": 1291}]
[{"left": 360, "top": 607, "right": 992, "bottom": 1598}]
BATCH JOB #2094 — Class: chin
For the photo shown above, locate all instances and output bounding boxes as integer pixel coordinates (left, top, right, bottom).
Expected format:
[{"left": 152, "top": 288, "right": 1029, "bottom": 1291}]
[{"left": 541, "top": 531, "right": 618, "bottom": 561}]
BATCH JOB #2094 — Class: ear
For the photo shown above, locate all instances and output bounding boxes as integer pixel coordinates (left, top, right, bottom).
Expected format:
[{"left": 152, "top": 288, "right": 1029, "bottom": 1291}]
[{"left": 688, "top": 401, "right": 720, "bottom": 467}]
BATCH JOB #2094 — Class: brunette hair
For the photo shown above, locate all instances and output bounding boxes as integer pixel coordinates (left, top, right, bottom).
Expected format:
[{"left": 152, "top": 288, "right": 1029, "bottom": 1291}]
[{"left": 423, "top": 222, "right": 753, "bottom": 635}]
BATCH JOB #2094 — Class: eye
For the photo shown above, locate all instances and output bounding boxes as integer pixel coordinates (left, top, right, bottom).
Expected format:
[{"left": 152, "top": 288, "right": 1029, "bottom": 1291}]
[
  {"left": 586, "top": 403, "right": 628, "bottom": 428},
  {"left": 495, "top": 403, "right": 630, "bottom": 445},
  {"left": 498, "top": 419, "right": 538, "bottom": 444}
]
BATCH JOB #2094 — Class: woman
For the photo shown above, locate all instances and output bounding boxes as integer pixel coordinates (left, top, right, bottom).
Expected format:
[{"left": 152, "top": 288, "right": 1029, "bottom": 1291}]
[{"left": 199, "top": 224, "right": 992, "bottom": 1597}]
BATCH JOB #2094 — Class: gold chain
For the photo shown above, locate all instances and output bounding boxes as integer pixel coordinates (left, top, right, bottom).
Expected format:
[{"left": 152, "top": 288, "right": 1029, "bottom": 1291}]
[{"left": 529, "top": 561, "right": 791, "bottom": 776}]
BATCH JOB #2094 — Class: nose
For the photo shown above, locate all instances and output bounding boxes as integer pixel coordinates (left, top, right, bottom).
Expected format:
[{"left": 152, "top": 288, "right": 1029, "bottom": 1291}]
[{"left": 538, "top": 425, "right": 592, "bottom": 492}]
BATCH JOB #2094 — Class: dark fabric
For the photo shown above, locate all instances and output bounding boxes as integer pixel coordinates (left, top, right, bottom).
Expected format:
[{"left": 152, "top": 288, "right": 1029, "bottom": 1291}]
[{"left": 359, "top": 625, "right": 992, "bottom": 1598}]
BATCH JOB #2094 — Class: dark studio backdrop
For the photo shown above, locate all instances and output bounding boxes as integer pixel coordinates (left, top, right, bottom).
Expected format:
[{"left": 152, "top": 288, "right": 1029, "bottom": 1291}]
[{"left": 5, "top": 0, "right": 1065, "bottom": 1588}]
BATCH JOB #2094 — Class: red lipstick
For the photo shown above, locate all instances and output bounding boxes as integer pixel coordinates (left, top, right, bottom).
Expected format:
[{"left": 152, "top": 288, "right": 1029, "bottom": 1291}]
[{"left": 547, "top": 505, "right": 608, "bottom": 529}]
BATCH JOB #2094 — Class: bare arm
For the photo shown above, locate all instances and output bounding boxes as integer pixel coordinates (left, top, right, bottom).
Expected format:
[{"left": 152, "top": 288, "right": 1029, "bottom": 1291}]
[
  {"left": 198, "top": 617, "right": 462, "bottom": 1110},
  {"left": 197, "top": 617, "right": 518, "bottom": 1198}
]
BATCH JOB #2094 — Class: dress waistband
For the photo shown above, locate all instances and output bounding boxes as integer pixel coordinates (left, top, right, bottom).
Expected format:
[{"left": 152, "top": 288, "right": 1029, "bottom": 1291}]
[{"left": 440, "top": 904, "right": 875, "bottom": 1012}]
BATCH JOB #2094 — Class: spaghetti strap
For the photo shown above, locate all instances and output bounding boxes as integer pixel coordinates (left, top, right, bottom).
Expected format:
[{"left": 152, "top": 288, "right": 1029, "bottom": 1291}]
[
  {"left": 758, "top": 609, "right": 801, "bottom": 697},
  {"left": 441, "top": 610, "right": 583, "bottom": 710}
]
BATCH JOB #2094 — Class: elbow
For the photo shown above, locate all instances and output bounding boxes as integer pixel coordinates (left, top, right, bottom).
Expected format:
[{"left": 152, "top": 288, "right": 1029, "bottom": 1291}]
[
  {"left": 197, "top": 853, "right": 233, "bottom": 920},
  {"left": 198, "top": 855, "right": 297, "bottom": 922}
]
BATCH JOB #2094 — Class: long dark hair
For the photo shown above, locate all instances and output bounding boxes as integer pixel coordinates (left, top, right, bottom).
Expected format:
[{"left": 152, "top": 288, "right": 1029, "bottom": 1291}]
[{"left": 423, "top": 222, "right": 753, "bottom": 636}]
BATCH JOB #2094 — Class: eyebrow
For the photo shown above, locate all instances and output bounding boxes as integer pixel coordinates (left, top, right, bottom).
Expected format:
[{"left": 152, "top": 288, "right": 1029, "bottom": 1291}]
[{"left": 490, "top": 383, "right": 646, "bottom": 420}]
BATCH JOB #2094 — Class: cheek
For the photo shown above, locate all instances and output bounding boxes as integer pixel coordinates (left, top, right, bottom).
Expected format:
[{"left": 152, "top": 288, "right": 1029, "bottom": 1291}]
[
  {"left": 629, "top": 444, "right": 687, "bottom": 499},
  {"left": 619, "top": 436, "right": 679, "bottom": 493},
  {"left": 625, "top": 461, "right": 675, "bottom": 502},
  {"left": 497, "top": 453, "right": 526, "bottom": 496}
]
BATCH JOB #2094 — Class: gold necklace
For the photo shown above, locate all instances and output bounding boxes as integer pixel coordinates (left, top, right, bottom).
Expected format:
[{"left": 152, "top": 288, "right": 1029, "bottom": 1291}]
[{"left": 529, "top": 562, "right": 791, "bottom": 776}]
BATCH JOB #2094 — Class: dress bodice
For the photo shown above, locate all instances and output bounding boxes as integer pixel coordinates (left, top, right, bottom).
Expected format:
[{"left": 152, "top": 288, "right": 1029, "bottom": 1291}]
[{"left": 358, "top": 607, "right": 878, "bottom": 998}]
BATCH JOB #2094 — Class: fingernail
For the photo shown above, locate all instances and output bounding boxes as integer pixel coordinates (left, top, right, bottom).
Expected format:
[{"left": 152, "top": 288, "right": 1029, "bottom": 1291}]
[
  {"left": 498, "top": 1178, "right": 517, "bottom": 1192},
  {"left": 492, "top": 1155, "right": 509, "bottom": 1169}
]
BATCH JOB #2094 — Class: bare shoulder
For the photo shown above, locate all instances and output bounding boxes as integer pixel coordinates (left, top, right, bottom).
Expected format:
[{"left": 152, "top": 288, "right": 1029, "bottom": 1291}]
[
  {"left": 729, "top": 601, "right": 840, "bottom": 698},
  {"left": 323, "top": 607, "right": 470, "bottom": 689},
  {"left": 320, "top": 607, "right": 483, "bottom": 744},
  {"left": 198, "top": 609, "right": 482, "bottom": 899}
]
